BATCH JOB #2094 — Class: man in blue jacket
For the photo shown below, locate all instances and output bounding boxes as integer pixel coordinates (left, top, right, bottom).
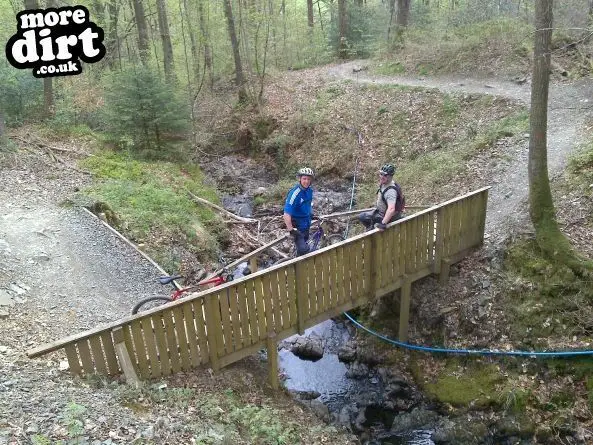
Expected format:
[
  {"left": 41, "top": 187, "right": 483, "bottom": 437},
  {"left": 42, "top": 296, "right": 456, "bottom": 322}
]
[{"left": 283, "top": 167, "right": 314, "bottom": 256}]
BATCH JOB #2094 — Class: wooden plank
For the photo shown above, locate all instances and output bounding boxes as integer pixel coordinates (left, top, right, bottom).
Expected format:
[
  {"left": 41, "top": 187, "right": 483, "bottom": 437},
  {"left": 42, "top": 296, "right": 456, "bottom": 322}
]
[
  {"left": 261, "top": 273, "right": 275, "bottom": 334},
  {"left": 304, "top": 257, "right": 316, "bottom": 316},
  {"left": 162, "top": 310, "right": 181, "bottom": 374},
  {"left": 204, "top": 294, "right": 221, "bottom": 370},
  {"left": 433, "top": 208, "right": 444, "bottom": 273},
  {"left": 399, "top": 221, "right": 407, "bottom": 278},
  {"left": 151, "top": 313, "right": 170, "bottom": 376},
  {"left": 236, "top": 281, "right": 250, "bottom": 348},
  {"left": 372, "top": 232, "right": 382, "bottom": 291},
  {"left": 77, "top": 339, "right": 95, "bottom": 375},
  {"left": 228, "top": 286, "right": 242, "bottom": 352},
  {"left": 245, "top": 279, "right": 260, "bottom": 344},
  {"left": 64, "top": 344, "right": 82, "bottom": 376},
  {"left": 269, "top": 270, "right": 283, "bottom": 331},
  {"left": 218, "top": 288, "right": 233, "bottom": 354},
  {"left": 99, "top": 331, "right": 119, "bottom": 375},
  {"left": 141, "top": 317, "right": 161, "bottom": 377},
  {"left": 286, "top": 266, "right": 297, "bottom": 327},
  {"left": 315, "top": 255, "right": 325, "bottom": 313},
  {"left": 182, "top": 303, "right": 200, "bottom": 368},
  {"left": 193, "top": 299, "right": 209, "bottom": 364},
  {"left": 335, "top": 245, "right": 345, "bottom": 304},
  {"left": 417, "top": 213, "right": 425, "bottom": 268},
  {"left": 89, "top": 335, "right": 107, "bottom": 376},
  {"left": 267, "top": 334, "right": 279, "bottom": 390},
  {"left": 254, "top": 277, "right": 268, "bottom": 340},
  {"left": 129, "top": 320, "right": 149, "bottom": 379},
  {"left": 368, "top": 235, "right": 377, "bottom": 300},
  {"left": 295, "top": 261, "right": 307, "bottom": 334},
  {"left": 385, "top": 228, "right": 394, "bottom": 286},
  {"left": 428, "top": 211, "right": 435, "bottom": 267},
  {"left": 451, "top": 201, "right": 462, "bottom": 255},
  {"left": 344, "top": 242, "right": 354, "bottom": 300},
  {"left": 323, "top": 251, "right": 332, "bottom": 309},
  {"left": 478, "top": 190, "right": 489, "bottom": 244},
  {"left": 329, "top": 247, "right": 339, "bottom": 309},
  {"left": 355, "top": 240, "right": 365, "bottom": 299},
  {"left": 172, "top": 306, "right": 192, "bottom": 371},
  {"left": 275, "top": 269, "right": 288, "bottom": 330}
]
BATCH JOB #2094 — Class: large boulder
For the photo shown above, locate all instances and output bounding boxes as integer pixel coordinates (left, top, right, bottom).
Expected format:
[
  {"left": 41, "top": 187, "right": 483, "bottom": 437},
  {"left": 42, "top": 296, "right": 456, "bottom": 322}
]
[{"left": 290, "top": 334, "right": 324, "bottom": 361}]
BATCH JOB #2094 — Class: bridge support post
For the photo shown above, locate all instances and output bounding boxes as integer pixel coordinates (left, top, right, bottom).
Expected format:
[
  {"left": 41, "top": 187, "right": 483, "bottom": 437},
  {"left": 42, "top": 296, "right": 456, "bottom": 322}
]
[
  {"left": 112, "top": 327, "right": 141, "bottom": 387},
  {"left": 267, "top": 333, "right": 279, "bottom": 389},
  {"left": 249, "top": 257, "right": 258, "bottom": 273},
  {"left": 398, "top": 276, "right": 412, "bottom": 342},
  {"left": 438, "top": 258, "right": 452, "bottom": 285}
]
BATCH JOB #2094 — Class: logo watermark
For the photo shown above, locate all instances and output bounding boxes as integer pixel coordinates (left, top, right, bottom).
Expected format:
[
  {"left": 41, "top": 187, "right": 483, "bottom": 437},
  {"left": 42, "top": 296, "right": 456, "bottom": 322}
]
[{"left": 5, "top": 6, "right": 105, "bottom": 78}]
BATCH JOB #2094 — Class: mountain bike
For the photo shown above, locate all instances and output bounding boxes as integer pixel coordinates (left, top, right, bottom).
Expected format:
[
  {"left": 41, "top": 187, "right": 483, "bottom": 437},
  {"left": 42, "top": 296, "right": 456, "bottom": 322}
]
[
  {"left": 131, "top": 268, "right": 234, "bottom": 314},
  {"left": 274, "top": 219, "right": 345, "bottom": 265}
]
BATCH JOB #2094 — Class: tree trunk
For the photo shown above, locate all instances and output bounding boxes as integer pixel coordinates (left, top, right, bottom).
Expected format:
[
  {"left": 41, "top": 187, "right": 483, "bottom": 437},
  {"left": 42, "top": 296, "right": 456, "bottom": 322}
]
[
  {"left": 387, "top": 0, "right": 396, "bottom": 41},
  {"left": 307, "top": 0, "right": 314, "bottom": 27},
  {"left": 131, "top": 0, "right": 150, "bottom": 63},
  {"left": 182, "top": 0, "right": 200, "bottom": 83},
  {"left": 156, "top": 0, "right": 175, "bottom": 80},
  {"left": 44, "top": 0, "right": 56, "bottom": 117},
  {"left": 338, "top": 0, "right": 348, "bottom": 58},
  {"left": 198, "top": 0, "right": 213, "bottom": 88},
  {"left": 222, "top": 0, "right": 248, "bottom": 102},
  {"left": 396, "top": 0, "right": 411, "bottom": 28},
  {"left": 106, "top": 0, "right": 120, "bottom": 69},
  {"left": 528, "top": 0, "right": 591, "bottom": 271}
]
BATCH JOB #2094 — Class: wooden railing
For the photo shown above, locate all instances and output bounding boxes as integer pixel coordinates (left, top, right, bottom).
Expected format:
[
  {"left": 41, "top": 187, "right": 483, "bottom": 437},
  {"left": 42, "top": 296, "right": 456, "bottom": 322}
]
[{"left": 27, "top": 187, "right": 489, "bottom": 387}]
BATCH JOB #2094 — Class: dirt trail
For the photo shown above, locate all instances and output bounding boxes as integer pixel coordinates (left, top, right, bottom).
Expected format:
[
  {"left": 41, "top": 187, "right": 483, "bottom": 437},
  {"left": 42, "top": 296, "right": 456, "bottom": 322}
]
[{"left": 328, "top": 61, "right": 593, "bottom": 245}]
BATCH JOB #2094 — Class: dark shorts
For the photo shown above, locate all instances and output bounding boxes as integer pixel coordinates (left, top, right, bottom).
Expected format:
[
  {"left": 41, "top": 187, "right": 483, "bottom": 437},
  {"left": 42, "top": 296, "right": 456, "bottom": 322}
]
[{"left": 358, "top": 209, "right": 402, "bottom": 230}]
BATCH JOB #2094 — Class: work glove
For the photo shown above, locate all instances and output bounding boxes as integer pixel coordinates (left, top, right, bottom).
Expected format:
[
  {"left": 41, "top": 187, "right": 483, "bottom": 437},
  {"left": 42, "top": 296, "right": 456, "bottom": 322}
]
[{"left": 374, "top": 222, "right": 387, "bottom": 231}]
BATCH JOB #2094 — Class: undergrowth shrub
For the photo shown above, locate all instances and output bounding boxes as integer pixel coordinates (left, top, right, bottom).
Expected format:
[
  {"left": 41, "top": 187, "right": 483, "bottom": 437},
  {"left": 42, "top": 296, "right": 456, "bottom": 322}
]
[
  {"left": 0, "top": 60, "right": 43, "bottom": 125},
  {"left": 102, "top": 66, "right": 190, "bottom": 158}
]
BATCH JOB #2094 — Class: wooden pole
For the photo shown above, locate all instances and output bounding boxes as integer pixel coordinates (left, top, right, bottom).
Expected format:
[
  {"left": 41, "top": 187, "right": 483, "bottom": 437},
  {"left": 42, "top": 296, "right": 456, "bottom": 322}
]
[
  {"left": 398, "top": 276, "right": 411, "bottom": 341},
  {"left": 112, "top": 327, "right": 141, "bottom": 386},
  {"left": 187, "top": 189, "right": 257, "bottom": 223},
  {"left": 267, "top": 333, "right": 279, "bottom": 389}
]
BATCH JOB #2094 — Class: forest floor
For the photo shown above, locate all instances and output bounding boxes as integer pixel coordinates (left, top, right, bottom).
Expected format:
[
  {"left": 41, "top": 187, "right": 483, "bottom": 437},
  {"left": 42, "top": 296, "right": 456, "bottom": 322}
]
[{"left": 1, "top": 59, "right": 593, "bottom": 443}]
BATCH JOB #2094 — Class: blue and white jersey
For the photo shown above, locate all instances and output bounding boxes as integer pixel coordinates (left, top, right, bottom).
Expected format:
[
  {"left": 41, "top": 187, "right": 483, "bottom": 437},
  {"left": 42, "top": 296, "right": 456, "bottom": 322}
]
[{"left": 283, "top": 184, "right": 313, "bottom": 230}]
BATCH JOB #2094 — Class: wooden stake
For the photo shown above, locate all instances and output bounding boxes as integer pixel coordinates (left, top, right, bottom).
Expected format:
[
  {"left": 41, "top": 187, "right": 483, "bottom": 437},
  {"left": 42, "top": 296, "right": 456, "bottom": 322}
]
[
  {"left": 112, "top": 327, "right": 141, "bottom": 386},
  {"left": 267, "top": 333, "right": 279, "bottom": 389},
  {"left": 186, "top": 190, "right": 258, "bottom": 223},
  {"left": 398, "top": 276, "right": 412, "bottom": 342}
]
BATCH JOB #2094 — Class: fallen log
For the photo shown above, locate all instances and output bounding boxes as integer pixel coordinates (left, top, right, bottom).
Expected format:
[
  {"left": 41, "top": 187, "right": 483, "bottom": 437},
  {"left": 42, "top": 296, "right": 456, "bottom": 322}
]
[{"left": 186, "top": 189, "right": 258, "bottom": 224}]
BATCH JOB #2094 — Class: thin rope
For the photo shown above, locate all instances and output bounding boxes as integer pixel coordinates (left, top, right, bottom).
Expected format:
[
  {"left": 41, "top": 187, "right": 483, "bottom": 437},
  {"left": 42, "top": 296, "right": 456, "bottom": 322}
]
[{"left": 343, "top": 312, "right": 593, "bottom": 357}]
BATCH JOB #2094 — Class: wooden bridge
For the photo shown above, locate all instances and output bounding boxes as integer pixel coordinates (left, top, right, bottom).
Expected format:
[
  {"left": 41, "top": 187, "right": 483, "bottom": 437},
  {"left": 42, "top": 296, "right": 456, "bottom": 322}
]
[{"left": 27, "top": 187, "right": 490, "bottom": 388}]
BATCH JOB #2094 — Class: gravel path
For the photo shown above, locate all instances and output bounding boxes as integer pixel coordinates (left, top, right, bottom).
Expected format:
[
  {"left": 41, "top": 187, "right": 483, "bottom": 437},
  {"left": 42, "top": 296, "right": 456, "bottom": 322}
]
[{"left": 0, "top": 161, "right": 174, "bottom": 443}]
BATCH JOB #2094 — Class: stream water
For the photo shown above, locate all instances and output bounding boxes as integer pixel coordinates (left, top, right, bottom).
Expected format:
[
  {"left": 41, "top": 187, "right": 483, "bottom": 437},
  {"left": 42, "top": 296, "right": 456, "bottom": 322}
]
[{"left": 278, "top": 320, "right": 435, "bottom": 445}]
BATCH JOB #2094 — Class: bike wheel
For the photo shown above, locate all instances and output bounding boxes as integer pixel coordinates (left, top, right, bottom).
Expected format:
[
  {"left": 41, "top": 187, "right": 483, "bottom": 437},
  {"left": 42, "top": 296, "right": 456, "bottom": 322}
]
[
  {"left": 321, "top": 234, "right": 345, "bottom": 248},
  {"left": 132, "top": 296, "right": 174, "bottom": 314}
]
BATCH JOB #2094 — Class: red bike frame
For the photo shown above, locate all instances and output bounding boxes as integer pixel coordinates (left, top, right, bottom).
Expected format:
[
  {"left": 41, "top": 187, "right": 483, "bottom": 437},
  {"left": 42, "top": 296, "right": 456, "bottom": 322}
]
[{"left": 170, "top": 274, "right": 227, "bottom": 301}]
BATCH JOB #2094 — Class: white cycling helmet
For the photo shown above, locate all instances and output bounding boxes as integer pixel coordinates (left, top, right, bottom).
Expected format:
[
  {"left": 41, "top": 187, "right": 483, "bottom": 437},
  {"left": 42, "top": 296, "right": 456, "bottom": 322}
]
[{"left": 297, "top": 167, "right": 315, "bottom": 178}]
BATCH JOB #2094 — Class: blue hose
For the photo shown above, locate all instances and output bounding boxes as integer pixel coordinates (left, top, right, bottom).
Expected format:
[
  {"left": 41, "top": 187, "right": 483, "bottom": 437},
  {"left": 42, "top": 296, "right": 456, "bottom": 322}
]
[{"left": 343, "top": 312, "right": 593, "bottom": 358}]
